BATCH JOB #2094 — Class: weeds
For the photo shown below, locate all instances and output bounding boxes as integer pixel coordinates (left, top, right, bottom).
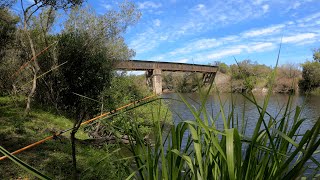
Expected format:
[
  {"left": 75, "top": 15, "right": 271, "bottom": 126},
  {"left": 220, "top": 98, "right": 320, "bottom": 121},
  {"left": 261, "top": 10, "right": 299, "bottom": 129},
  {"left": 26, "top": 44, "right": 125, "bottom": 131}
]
[{"left": 126, "top": 85, "right": 320, "bottom": 179}]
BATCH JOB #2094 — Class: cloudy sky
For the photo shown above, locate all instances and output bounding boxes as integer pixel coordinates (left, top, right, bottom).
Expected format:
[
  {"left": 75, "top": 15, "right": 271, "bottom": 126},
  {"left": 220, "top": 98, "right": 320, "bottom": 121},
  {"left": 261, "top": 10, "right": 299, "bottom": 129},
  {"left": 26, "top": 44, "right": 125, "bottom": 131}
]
[
  {"left": 98, "top": 0, "right": 320, "bottom": 66},
  {"left": 22, "top": 0, "right": 320, "bottom": 66}
]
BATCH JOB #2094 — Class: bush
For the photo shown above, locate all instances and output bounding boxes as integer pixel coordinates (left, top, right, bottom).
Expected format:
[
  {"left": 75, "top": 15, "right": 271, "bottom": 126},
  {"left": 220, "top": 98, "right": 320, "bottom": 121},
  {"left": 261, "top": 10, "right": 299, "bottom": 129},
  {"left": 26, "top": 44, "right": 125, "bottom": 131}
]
[
  {"left": 299, "top": 61, "right": 320, "bottom": 93},
  {"left": 218, "top": 62, "right": 229, "bottom": 74},
  {"left": 93, "top": 74, "right": 171, "bottom": 136},
  {"left": 274, "top": 64, "right": 301, "bottom": 93}
]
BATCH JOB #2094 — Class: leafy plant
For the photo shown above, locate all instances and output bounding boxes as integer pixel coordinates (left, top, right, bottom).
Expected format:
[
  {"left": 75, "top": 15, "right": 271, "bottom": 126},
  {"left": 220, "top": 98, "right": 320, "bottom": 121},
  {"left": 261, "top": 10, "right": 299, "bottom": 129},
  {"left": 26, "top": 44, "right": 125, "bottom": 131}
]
[
  {"left": 0, "top": 146, "right": 51, "bottom": 179},
  {"left": 125, "top": 70, "right": 320, "bottom": 179}
]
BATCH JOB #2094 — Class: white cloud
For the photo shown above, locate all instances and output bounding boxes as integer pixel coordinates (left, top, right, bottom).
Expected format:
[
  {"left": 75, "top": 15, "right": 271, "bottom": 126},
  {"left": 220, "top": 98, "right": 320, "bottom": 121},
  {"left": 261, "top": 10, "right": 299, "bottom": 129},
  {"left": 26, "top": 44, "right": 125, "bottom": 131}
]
[
  {"left": 296, "top": 39, "right": 317, "bottom": 46},
  {"left": 252, "top": 0, "right": 266, "bottom": 5},
  {"left": 169, "top": 38, "right": 221, "bottom": 56},
  {"left": 242, "top": 24, "right": 285, "bottom": 37},
  {"left": 195, "top": 4, "right": 206, "bottom": 11},
  {"left": 192, "top": 4, "right": 208, "bottom": 16},
  {"left": 129, "top": 28, "right": 160, "bottom": 54},
  {"left": 206, "top": 48, "right": 243, "bottom": 59},
  {"left": 102, "top": 4, "right": 112, "bottom": 10},
  {"left": 247, "top": 42, "right": 275, "bottom": 52},
  {"left": 292, "top": 2, "right": 301, "bottom": 9},
  {"left": 129, "top": 2, "right": 320, "bottom": 63},
  {"left": 153, "top": 19, "right": 161, "bottom": 27},
  {"left": 298, "top": 12, "right": 320, "bottom": 23},
  {"left": 138, "top": 1, "right": 162, "bottom": 9},
  {"left": 177, "top": 58, "right": 189, "bottom": 63},
  {"left": 262, "top": 4, "right": 269, "bottom": 13},
  {"left": 282, "top": 33, "right": 316, "bottom": 43}
]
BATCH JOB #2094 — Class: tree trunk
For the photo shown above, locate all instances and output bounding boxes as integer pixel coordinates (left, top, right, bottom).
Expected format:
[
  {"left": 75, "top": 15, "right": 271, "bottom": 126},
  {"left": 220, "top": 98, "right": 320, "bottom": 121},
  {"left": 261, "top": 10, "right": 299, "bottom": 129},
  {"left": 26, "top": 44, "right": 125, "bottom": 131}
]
[
  {"left": 71, "top": 111, "right": 84, "bottom": 180},
  {"left": 71, "top": 127, "right": 78, "bottom": 180},
  {"left": 23, "top": 11, "right": 39, "bottom": 116},
  {"left": 24, "top": 66, "right": 37, "bottom": 115}
]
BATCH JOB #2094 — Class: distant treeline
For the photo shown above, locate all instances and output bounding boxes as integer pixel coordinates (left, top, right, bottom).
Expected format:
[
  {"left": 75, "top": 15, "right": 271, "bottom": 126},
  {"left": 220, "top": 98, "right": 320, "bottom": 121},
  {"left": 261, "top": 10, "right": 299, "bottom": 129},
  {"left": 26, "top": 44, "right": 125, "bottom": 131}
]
[{"left": 162, "top": 53, "right": 320, "bottom": 95}]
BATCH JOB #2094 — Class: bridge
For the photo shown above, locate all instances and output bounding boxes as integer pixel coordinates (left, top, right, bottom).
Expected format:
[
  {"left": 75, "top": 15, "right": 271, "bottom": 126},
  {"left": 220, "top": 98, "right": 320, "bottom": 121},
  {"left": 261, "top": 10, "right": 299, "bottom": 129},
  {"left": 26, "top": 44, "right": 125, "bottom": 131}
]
[{"left": 115, "top": 60, "right": 218, "bottom": 94}]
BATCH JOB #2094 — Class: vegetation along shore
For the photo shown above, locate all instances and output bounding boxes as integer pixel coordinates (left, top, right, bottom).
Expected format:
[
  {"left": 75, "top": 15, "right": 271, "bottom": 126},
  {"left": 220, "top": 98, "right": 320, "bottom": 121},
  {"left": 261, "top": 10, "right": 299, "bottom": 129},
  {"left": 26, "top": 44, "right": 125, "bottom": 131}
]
[{"left": 0, "top": 0, "right": 319, "bottom": 179}]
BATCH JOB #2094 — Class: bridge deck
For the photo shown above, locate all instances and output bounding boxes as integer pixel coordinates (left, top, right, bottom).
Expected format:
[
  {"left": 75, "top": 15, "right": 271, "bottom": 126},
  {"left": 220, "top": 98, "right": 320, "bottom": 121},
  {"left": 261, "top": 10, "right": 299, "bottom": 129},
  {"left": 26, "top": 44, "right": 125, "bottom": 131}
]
[{"left": 116, "top": 60, "right": 218, "bottom": 73}]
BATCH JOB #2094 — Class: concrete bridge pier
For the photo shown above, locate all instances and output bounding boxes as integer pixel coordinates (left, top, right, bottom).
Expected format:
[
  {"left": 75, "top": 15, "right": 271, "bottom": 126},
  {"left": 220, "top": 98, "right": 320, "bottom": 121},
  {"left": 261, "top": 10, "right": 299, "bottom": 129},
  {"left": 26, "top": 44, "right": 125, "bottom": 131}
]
[
  {"left": 152, "top": 69, "right": 162, "bottom": 95},
  {"left": 145, "top": 69, "right": 162, "bottom": 94}
]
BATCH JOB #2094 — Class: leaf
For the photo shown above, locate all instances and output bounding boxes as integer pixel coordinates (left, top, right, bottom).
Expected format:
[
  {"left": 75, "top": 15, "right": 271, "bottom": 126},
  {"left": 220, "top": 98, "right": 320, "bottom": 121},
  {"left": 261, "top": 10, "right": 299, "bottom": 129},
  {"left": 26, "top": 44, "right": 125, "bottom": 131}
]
[{"left": 0, "top": 146, "right": 51, "bottom": 180}]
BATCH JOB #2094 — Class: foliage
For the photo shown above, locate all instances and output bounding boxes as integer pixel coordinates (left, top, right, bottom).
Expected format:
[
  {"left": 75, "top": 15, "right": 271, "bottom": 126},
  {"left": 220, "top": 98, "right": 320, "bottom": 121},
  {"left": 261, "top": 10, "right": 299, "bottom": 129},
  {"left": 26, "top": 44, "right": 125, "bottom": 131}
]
[
  {"left": 0, "top": 96, "right": 130, "bottom": 179},
  {"left": 0, "top": 7, "right": 18, "bottom": 95},
  {"left": 127, "top": 83, "right": 320, "bottom": 179},
  {"left": 218, "top": 62, "right": 229, "bottom": 74},
  {"left": 23, "top": 0, "right": 83, "bottom": 10},
  {"left": 162, "top": 72, "right": 201, "bottom": 93},
  {"left": 0, "top": 146, "right": 51, "bottom": 180},
  {"left": 230, "top": 60, "right": 271, "bottom": 92},
  {"left": 33, "top": 3, "right": 140, "bottom": 119},
  {"left": 313, "top": 48, "right": 320, "bottom": 62},
  {"left": 52, "top": 32, "right": 114, "bottom": 119},
  {"left": 300, "top": 49, "right": 320, "bottom": 93},
  {"left": 274, "top": 64, "right": 301, "bottom": 93},
  {"left": 0, "top": 7, "right": 18, "bottom": 60},
  {"left": 163, "top": 73, "right": 174, "bottom": 90},
  {"left": 299, "top": 61, "right": 320, "bottom": 93},
  {"left": 99, "top": 74, "right": 171, "bottom": 136}
]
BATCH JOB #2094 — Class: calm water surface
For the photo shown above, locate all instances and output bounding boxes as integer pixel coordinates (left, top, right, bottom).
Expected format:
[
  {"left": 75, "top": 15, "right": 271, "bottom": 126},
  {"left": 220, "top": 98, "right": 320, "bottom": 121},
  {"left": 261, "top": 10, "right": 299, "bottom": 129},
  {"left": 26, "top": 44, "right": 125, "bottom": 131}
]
[
  {"left": 162, "top": 93, "right": 320, "bottom": 134},
  {"left": 161, "top": 93, "right": 320, "bottom": 174}
]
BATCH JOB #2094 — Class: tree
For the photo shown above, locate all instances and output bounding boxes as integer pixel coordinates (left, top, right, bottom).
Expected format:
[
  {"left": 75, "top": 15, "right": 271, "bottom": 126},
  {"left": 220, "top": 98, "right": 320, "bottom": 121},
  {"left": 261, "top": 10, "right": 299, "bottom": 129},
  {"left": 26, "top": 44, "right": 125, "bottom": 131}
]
[
  {"left": 0, "top": 0, "right": 15, "bottom": 8},
  {"left": 299, "top": 61, "right": 320, "bottom": 92},
  {"left": 313, "top": 48, "right": 320, "bottom": 62},
  {"left": 0, "top": 5, "right": 18, "bottom": 94},
  {"left": 54, "top": 3, "right": 140, "bottom": 178},
  {"left": 18, "top": 0, "right": 83, "bottom": 115},
  {"left": 218, "top": 62, "right": 229, "bottom": 74},
  {"left": 299, "top": 49, "right": 320, "bottom": 92}
]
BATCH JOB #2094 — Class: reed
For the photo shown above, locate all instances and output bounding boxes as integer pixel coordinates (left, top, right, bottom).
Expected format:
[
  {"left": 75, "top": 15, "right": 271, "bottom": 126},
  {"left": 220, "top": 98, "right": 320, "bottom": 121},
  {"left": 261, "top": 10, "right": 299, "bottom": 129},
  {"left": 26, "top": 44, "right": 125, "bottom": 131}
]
[{"left": 126, "top": 71, "right": 320, "bottom": 179}]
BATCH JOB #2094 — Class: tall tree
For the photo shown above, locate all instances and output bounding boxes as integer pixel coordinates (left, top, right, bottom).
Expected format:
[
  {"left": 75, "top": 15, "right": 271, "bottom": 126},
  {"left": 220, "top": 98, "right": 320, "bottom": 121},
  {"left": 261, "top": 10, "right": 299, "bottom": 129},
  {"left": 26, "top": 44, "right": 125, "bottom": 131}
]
[
  {"left": 0, "top": 3, "right": 17, "bottom": 60},
  {"left": 19, "top": 0, "right": 83, "bottom": 115},
  {"left": 0, "top": 3, "right": 18, "bottom": 94},
  {"left": 56, "top": 3, "right": 140, "bottom": 178}
]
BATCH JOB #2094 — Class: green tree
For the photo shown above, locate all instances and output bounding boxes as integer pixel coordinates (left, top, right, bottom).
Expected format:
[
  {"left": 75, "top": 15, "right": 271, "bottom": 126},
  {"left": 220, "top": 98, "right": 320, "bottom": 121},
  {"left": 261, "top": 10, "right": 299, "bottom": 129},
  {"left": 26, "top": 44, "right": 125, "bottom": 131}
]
[
  {"left": 299, "top": 49, "right": 320, "bottom": 93},
  {"left": 0, "top": 6, "right": 18, "bottom": 94},
  {"left": 313, "top": 48, "right": 320, "bottom": 62},
  {"left": 218, "top": 62, "right": 229, "bottom": 74},
  {"left": 18, "top": 0, "right": 83, "bottom": 114},
  {"left": 299, "top": 61, "right": 320, "bottom": 92},
  {"left": 0, "top": 8, "right": 17, "bottom": 59},
  {"left": 49, "top": 2, "right": 140, "bottom": 118},
  {"left": 56, "top": 5, "right": 140, "bottom": 177}
]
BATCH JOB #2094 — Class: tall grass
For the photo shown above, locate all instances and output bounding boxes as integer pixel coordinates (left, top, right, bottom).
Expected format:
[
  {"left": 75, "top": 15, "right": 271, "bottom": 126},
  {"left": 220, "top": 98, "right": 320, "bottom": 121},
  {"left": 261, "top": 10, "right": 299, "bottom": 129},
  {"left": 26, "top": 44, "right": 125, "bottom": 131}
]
[{"left": 126, "top": 82, "right": 320, "bottom": 179}]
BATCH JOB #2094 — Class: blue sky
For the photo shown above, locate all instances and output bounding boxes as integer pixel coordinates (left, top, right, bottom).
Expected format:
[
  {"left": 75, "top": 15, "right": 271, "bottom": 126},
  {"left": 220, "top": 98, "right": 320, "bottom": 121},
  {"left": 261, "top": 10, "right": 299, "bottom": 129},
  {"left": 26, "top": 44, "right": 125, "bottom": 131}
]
[
  {"left": 21, "top": 0, "right": 320, "bottom": 66},
  {"left": 91, "top": 0, "right": 320, "bottom": 66}
]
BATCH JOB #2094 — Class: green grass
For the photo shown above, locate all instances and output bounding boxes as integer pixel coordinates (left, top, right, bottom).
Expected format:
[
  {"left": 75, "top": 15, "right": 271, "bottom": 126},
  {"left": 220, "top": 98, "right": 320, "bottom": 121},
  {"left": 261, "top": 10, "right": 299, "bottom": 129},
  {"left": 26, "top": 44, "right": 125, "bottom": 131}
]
[
  {"left": 0, "top": 96, "right": 130, "bottom": 179},
  {"left": 1, "top": 82, "right": 319, "bottom": 179}
]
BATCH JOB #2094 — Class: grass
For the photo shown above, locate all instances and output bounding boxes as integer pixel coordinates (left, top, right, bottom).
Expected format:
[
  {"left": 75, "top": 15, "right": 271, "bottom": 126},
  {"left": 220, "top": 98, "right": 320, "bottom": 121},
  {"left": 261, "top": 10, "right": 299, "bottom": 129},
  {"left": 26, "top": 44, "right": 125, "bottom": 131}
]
[
  {"left": 0, "top": 96, "right": 130, "bottom": 179},
  {"left": 1, "top": 81, "right": 319, "bottom": 179}
]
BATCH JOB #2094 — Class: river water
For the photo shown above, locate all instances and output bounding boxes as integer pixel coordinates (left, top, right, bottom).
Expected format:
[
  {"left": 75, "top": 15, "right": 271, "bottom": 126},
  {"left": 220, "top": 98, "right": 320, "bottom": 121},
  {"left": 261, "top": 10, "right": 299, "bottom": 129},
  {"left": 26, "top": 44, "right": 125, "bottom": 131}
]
[{"left": 161, "top": 92, "right": 320, "bottom": 174}]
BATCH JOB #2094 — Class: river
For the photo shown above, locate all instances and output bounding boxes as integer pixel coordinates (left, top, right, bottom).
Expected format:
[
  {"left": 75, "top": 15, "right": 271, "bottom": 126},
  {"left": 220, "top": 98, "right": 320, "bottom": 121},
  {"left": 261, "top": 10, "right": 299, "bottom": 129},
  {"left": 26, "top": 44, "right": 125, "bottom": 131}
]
[{"left": 161, "top": 92, "right": 320, "bottom": 175}]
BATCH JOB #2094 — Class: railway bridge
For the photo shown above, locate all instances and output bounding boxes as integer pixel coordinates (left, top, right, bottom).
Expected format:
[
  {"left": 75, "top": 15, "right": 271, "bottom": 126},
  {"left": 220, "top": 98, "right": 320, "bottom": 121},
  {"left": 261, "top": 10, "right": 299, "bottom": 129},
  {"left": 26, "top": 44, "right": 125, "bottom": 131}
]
[{"left": 115, "top": 60, "right": 218, "bottom": 94}]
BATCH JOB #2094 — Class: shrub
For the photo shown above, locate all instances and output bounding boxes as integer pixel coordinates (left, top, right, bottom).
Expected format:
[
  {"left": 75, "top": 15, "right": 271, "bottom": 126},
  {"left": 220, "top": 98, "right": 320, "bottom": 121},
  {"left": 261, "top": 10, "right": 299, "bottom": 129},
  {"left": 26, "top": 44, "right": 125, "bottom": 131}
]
[{"left": 299, "top": 61, "right": 320, "bottom": 93}]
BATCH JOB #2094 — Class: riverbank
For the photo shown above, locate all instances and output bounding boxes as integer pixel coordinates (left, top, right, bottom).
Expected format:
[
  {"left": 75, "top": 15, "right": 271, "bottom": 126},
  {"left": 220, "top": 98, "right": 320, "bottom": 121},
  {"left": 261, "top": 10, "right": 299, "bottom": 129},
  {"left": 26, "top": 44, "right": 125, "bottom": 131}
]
[
  {"left": 162, "top": 71, "right": 302, "bottom": 94},
  {"left": 0, "top": 96, "right": 131, "bottom": 179}
]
